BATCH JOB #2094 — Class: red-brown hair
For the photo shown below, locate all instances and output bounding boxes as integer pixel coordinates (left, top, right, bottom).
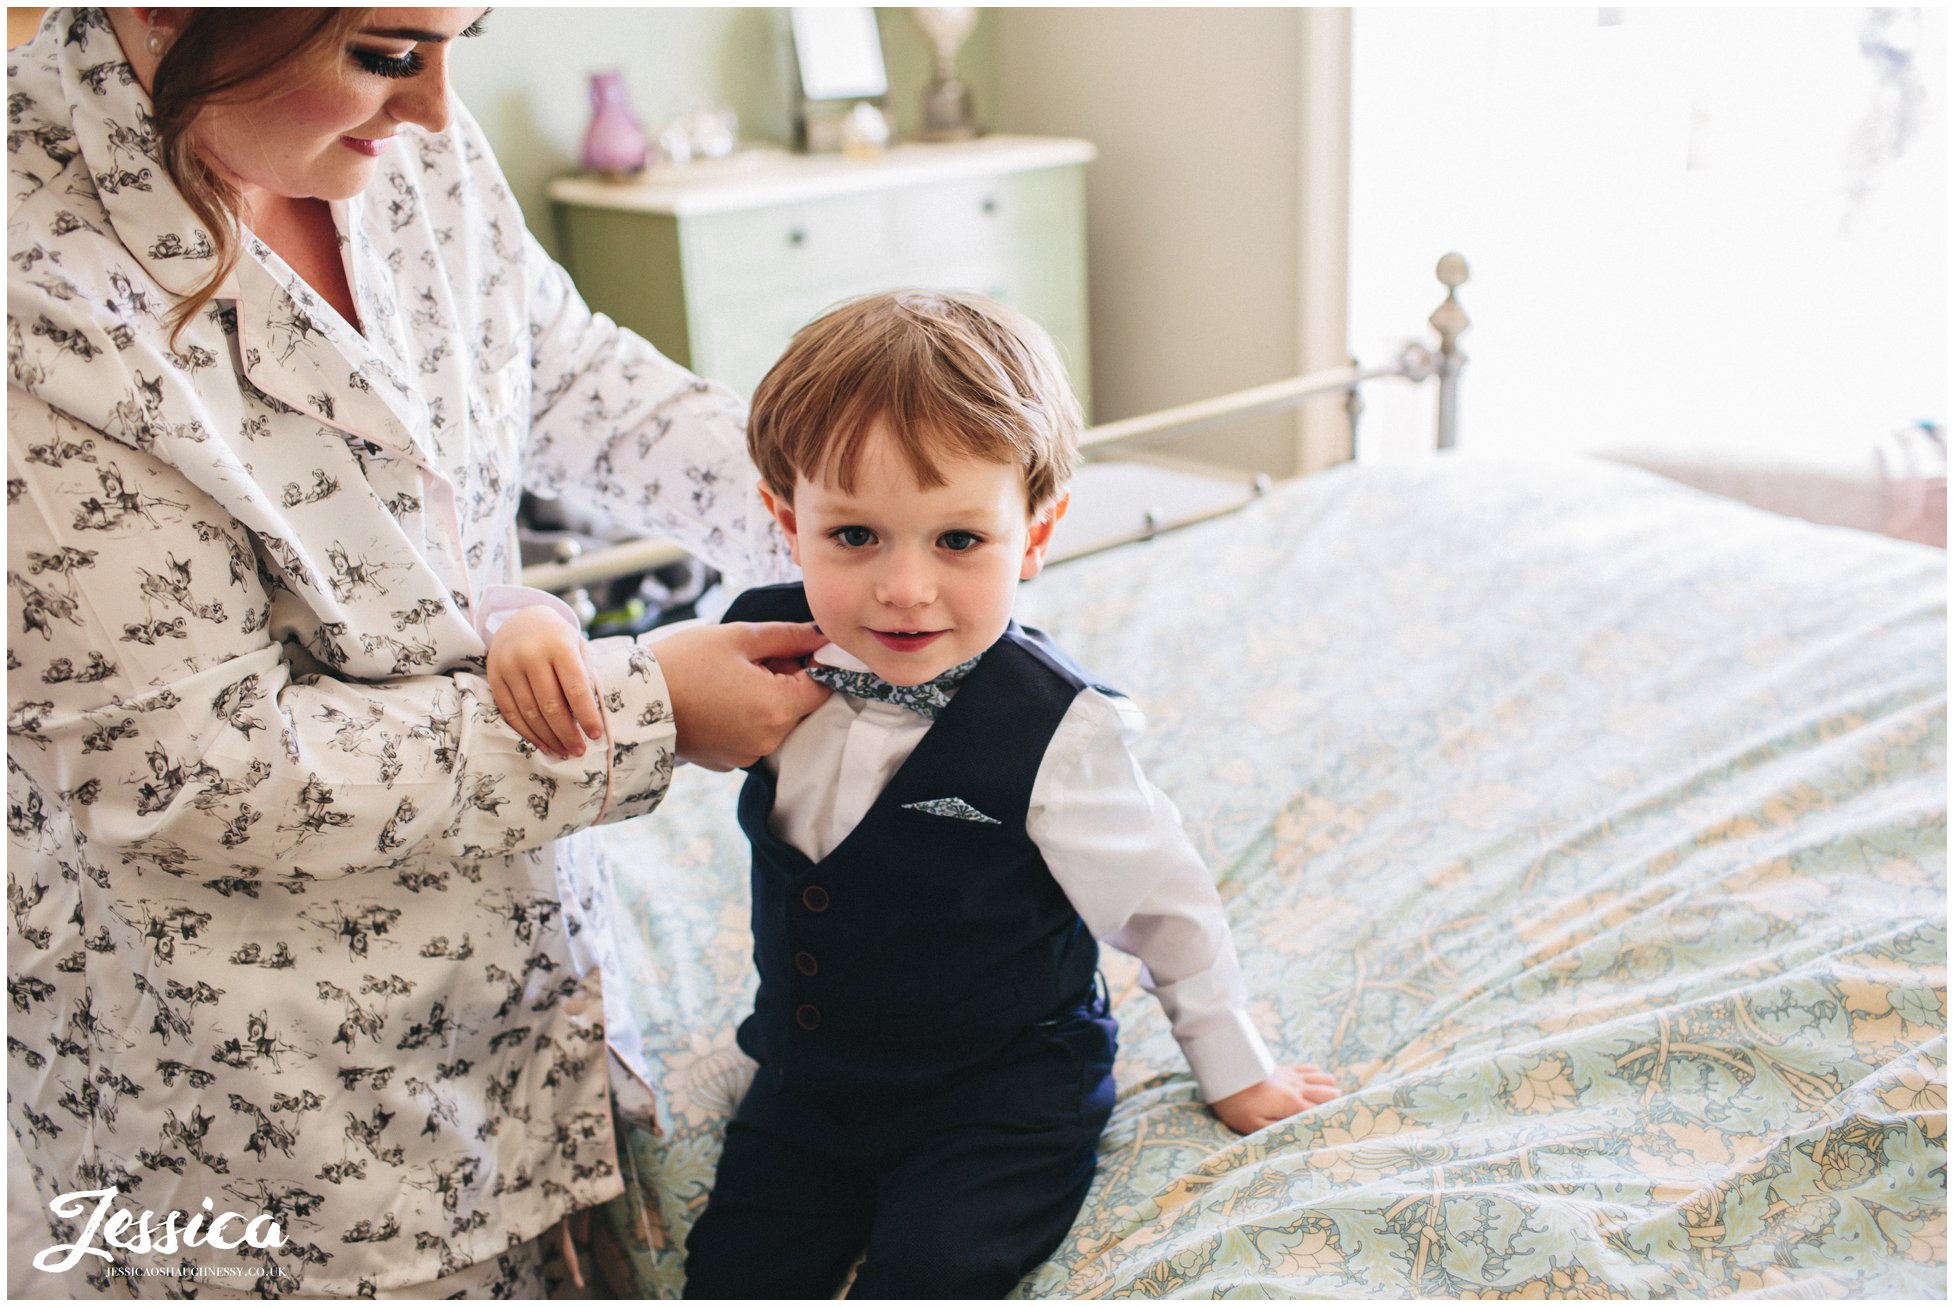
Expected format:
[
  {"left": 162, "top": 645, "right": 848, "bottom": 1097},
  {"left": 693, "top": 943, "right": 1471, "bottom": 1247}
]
[
  {"left": 147, "top": 9, "right": 369, "bottom": 341},
  {"left": 747, "top": 290, "right": 1082, "bottom": 518}
]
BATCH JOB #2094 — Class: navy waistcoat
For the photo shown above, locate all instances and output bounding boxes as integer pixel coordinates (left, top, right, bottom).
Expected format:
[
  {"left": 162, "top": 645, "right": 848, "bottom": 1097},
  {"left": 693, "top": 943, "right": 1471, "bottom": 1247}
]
[{"left": 721, "top": 583, "right": 1112, "bottom": 1097}]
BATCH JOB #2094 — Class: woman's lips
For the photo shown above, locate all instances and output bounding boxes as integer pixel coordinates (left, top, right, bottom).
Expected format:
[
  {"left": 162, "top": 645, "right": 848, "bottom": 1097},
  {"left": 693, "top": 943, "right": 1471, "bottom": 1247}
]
[
  {"left": 870, "top": 629, "right": 944, "bottom": 653},
  {"left": 341, "top": 135, "right": 393, "bottom": 157}
]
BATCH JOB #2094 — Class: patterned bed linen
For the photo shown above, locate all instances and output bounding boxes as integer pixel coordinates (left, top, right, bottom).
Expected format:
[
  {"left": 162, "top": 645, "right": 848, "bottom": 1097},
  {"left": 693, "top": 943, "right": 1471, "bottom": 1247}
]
[{"left": 593, "top": 455, "right": 1946, "bottom": 1298}]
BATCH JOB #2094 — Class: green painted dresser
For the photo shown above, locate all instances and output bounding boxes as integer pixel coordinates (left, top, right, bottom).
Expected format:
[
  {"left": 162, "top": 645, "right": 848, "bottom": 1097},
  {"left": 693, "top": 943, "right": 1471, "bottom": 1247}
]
[{"left": 547, "top": 135, "right": 1095, "bottom": 413}]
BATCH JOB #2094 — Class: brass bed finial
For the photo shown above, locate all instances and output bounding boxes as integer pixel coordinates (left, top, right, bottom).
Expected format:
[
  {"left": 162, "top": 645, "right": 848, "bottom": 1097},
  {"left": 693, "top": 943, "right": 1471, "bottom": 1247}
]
[
  {"left": 521, "top": 253, "right": 1480, "bottom": 589},
  {"left": 1431, "top": 253, "right": 1470, "bottom": 451}
]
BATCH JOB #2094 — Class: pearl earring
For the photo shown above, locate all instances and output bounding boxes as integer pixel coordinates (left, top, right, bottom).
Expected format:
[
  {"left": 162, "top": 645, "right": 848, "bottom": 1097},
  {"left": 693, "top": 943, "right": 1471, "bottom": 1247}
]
[{"left": 145, "top": 28, "right": 165, "bottom": 57}]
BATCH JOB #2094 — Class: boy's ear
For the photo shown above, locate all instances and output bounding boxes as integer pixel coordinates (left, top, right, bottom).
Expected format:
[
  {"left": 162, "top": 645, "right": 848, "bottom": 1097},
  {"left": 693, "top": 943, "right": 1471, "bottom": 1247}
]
[
  {"left": 757, "top": 482, "right": 802, "bottom": 566},
  {"left": 1019, "top": 493, "right": 1069, "bottom": 581}
]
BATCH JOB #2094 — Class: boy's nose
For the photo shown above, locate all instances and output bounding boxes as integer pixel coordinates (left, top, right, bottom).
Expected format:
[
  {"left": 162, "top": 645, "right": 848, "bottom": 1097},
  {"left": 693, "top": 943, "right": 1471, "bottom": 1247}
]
[{"left": 875, "top": 555, "right": 934, "bottom": 611}]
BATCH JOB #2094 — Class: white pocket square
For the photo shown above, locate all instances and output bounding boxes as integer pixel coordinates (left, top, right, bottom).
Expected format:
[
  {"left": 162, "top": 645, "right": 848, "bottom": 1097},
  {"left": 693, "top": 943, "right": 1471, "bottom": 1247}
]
[{"left": 902, "top": 798, "right": 1001, "bottom": 824}]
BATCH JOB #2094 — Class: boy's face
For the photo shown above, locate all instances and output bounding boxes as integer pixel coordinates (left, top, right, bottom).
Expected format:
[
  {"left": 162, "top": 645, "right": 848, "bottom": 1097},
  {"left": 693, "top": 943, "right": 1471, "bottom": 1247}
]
[{"left": 760, "top": 420, "right": 1064, "bottom": 686}]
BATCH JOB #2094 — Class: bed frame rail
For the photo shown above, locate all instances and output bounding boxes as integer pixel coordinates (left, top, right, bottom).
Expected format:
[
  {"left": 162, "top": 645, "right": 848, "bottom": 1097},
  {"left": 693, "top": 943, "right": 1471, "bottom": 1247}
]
[{"left": 520, "top": 254, "right": 1470, "bottom": 594}]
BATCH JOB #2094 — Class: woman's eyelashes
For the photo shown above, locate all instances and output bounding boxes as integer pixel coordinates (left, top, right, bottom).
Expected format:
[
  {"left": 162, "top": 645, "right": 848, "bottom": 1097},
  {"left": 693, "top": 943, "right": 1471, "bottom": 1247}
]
[
  {"left": 350, "top": 11, "right": 488, "bottom": 76},
  {"left": 352, "top": 47, "right": 424, "bottom": 79}
]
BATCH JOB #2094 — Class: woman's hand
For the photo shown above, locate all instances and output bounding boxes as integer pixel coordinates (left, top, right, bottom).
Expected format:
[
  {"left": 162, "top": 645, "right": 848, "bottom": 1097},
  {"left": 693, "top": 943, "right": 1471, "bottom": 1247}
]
[
  {"left": 1211, "top": 1064, "right": 1343, "bottom": 1135},
  {"left": 487, "top": 606, "right": 604, "bottom": 758},
  {"left": 650, "top": 621, "right": 832, "bottom": 770}
]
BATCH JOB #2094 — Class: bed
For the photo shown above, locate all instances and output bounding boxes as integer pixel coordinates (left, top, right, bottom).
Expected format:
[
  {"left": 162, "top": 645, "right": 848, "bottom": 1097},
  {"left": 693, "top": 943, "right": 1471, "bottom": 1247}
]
[{"left": 565, "top": 267, "right": 1946, "bottom": 1298}]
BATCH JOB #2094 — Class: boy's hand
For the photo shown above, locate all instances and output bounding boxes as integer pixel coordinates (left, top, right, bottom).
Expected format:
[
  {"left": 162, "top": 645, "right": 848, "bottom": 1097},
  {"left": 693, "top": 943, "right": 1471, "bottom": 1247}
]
[
  {"left": 488, "top": 606, "right": 603, "bottom": 758},
  {"left": 1211, "top": 1064, "right": 1342, "bottom": 1135}
]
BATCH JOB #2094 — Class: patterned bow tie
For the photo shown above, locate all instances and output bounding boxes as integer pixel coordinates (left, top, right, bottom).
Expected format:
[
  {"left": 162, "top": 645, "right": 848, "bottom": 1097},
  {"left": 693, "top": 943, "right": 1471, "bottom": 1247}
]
[{"left": 805, "top": 654, "right": 982, "bottom": 720}]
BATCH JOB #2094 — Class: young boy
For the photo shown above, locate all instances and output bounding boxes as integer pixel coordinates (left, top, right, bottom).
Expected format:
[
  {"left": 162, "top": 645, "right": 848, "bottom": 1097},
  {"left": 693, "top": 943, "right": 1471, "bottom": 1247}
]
[{"left": 487, "top": 291, "right": 1341, "bottom": 1298}]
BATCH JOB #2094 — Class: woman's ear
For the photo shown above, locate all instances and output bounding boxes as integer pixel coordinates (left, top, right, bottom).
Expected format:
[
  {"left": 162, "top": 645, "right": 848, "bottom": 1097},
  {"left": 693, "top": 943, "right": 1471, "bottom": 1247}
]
[
  {"left": 757, "top": 482, "right": 802, "bottom": 566},
  {"left": 130, "top": 8, "right": 191, "bottom": 39},
  {"left": 1019, "top": 492, "right": 1069, "bottom": 581},
  {"left": 112, "top": 7, "right": 189, "bottom": 85}
]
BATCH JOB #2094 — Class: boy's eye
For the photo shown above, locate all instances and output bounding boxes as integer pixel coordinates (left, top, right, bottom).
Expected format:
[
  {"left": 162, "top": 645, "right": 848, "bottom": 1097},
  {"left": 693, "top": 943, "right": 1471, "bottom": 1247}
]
[
  {"left": 832, "top": 526, "right": 876, "bottom": 548},
  {"left": 938, "top": 531, "right": 982, "bottom": 552},
  {"left": 352, "top": 47, "right": 425, "bottom": 79}
]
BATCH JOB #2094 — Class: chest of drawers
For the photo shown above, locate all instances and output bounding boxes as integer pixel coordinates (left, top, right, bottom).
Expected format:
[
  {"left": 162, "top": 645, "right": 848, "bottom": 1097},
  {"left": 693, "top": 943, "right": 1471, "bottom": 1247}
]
[{"left": 548, "top": 135, "right": 1095, "bottom": 412}]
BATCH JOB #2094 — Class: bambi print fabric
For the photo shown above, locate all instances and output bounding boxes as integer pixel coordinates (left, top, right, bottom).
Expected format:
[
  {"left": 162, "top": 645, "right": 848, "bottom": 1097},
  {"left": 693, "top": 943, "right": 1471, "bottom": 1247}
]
[{"left": 6, "top": 9, "right": 786, "bottom": 1295}]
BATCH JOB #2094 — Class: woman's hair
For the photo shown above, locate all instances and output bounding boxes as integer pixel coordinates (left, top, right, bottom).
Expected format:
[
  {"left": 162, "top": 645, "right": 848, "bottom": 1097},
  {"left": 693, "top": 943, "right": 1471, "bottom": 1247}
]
[
  {"left": 148, "top": 8, "right": 369, "bottom": 341},
  {"left": 747, "top": 290, "right": 1082, "bottom": 518}
]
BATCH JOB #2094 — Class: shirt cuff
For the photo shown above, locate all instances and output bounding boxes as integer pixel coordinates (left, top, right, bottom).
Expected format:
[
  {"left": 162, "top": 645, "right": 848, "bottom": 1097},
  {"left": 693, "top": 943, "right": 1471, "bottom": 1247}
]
[
  {"left": 1177, "top": 1009, "right": 1279, "bottom": 1104},
  {"left": 639, "top": 615, "right": 704, "bottom": 643},
  {"left": 585, "top": 632, "right": 678, "bottom": 823},
  {"left": 474, "top": 583, "right": 582, "bottom": 646}
]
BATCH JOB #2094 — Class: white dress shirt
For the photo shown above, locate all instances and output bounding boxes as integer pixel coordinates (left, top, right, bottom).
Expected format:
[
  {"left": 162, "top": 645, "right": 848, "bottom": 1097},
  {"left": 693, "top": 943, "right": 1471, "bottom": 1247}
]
[{"left": 762, "top": 642, "right": 1278, "bottom": 1102}]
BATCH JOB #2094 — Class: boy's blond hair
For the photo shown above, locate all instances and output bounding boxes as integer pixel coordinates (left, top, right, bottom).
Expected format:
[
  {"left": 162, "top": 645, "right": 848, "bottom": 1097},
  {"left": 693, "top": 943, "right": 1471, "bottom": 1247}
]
[{"left": 747, "top": 290, "right": 1081, "bottom": 518}]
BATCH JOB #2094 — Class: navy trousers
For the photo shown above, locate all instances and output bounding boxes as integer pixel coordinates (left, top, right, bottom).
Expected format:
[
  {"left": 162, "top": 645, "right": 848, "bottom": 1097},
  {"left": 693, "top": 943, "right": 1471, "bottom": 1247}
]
[{"left": 683, "top": 990, "right": 1117, "bottom": 1299}]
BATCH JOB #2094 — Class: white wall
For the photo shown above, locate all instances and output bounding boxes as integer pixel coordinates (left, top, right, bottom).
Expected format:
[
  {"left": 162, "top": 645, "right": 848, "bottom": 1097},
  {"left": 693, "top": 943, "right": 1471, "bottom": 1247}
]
[
  {"left": 449, "top": 9, "right": 989, "bottom": 259},
  {"left": 1349, "top": 8, "right": 1948, "bottom": 469},
  {"left": 992, "top": 9, "right": 1310, "bottom": 476},
  {"left": 449, "top": 10, "right": 791, "bottom": 258},
  {"left": 451, "top": 9, "right": 1347, "bottom": 480}
]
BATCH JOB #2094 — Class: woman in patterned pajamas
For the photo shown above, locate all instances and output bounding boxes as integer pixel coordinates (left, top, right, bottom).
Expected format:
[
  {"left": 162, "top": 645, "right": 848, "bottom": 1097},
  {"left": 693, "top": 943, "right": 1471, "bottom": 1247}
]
[{"left": 7, "top": 8, "right": 828, "bottom": 1297}]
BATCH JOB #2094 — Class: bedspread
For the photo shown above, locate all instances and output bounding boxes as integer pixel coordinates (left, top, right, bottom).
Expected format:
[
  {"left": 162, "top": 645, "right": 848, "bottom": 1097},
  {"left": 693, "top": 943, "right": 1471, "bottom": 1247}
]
[{"left": 594, "top": 455, "right": 1945, "bottom": 1297}]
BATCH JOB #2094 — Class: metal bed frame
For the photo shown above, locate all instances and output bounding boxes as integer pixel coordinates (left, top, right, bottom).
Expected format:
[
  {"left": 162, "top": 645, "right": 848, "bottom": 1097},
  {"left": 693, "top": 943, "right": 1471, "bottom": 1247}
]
[{"left": 521, "top": 253, "right": 1470, "bottom": 600}]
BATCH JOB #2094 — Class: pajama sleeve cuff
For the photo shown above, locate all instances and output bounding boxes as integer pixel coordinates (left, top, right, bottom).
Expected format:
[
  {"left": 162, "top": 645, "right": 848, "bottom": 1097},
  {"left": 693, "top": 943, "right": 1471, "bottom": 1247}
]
[
  {"left": 474, "top": 583, "right": 583, "bottom": 646},
  {"left": 585, "top": 632, "right": 678, "bottom": 824}
]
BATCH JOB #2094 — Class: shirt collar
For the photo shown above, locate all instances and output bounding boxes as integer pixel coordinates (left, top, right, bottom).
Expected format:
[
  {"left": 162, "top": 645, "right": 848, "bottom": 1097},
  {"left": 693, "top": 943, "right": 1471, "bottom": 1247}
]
[
  {"left": 808, "top": 642, "right": 891, "bottom": 720},
  {"left": 810, "top": 641, "right": 981, "bottom": 725},
  {"left": 55, "top": 9, "right": 218, "bottom": 302},
  {"left": 810, "top": 641, "right": 868, "bottom": 672},
  {"left": 47, "top": 14, "right": 441, "bottom": 470}
]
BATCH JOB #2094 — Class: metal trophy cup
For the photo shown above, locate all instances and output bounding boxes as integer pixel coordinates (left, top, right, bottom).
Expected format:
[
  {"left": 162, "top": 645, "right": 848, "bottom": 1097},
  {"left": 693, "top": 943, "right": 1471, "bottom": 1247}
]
[{"left": 911, "top": 7, "right": 979, "bottom": 141}]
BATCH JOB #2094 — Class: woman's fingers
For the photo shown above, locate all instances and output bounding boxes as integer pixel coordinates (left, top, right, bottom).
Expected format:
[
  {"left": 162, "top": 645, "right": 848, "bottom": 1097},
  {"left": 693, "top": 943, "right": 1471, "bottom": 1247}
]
[
  {"left": 656, "top": 623, "right": 832, "bottom": 770},
  {"left": 738, "top": 624, "right": 833, "bottom": 719},
  {"left": 738, "top": 620, "right": 830, "bottom": 663}
]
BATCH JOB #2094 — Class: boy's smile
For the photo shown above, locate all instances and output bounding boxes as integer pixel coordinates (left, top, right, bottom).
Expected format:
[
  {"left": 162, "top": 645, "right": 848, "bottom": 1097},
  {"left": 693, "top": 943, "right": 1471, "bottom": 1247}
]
[
  {"left": 760, "top": 420, "right": 1065, "bottom": 686},
  {"left": 870, "top": 630, "right": 945, "bottom": 654}
]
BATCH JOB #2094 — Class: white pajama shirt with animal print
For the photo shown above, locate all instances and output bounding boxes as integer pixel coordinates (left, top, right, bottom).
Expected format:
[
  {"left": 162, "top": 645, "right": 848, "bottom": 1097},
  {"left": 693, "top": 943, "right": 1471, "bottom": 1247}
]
[{"left": 6, "top": 10, "right": 788, "bottom": 1295}]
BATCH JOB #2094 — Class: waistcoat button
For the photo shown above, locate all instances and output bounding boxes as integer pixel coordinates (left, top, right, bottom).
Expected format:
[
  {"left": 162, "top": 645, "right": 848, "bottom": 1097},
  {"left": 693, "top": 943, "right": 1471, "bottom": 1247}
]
[
  {"left": 796, "top": 1004, "right": 821, "bottom": 1030},
  {"left": 794, "top": 951, "right": 818, "bottom": 976},
  {"left": 801, "top": 885, "right": 829, "bottom": 912}
]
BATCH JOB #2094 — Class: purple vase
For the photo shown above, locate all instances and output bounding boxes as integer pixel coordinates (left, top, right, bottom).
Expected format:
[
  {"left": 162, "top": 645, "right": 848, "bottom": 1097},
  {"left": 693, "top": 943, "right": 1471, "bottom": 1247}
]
[{"left": 582, "top": 71, "right": 649, "bottom": 176}]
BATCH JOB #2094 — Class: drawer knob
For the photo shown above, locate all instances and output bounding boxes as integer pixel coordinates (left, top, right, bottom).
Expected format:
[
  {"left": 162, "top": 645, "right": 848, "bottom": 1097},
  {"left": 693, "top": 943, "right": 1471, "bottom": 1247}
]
[
  {"left": 981, "top": 197, "right": 999, "bottom": 216},
  {"left": 786, "top": 226, "right": 807, "bottom": 247}
]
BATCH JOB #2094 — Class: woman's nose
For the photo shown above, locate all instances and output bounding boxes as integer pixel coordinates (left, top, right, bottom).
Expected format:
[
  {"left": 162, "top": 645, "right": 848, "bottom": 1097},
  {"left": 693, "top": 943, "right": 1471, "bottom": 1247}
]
[{"left": 389, "top": 55, "right": 454, "bottom": 134}]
